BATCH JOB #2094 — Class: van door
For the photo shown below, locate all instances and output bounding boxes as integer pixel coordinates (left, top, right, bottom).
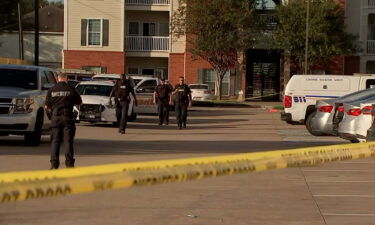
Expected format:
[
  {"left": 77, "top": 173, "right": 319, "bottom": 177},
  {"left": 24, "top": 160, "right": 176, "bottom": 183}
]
[{"left": 134, "top": 79, "right": 158, "bottom": 114}]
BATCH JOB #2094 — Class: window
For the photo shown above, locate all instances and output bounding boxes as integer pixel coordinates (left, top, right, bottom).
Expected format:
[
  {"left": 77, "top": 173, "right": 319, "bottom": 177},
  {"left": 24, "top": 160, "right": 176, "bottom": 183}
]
[
  {"left": 128, "top": 67, "right": 139, "bottom": 75},
  {"left": 45, "top": 71, "right": 57, "bottom": 84},
  {"left": 136, "top": 80, "right": 157, "bottom": 93},
  {"left": 366, "top": 79, "right": 375, "bottom": 89},
  {"left": 129, "top": 22, "right": 139, "bottom": 36},
  {"left": 88, "top": 19, "right": 101, "bottom": 45},
  {"left": 76, "top": 85, "right": 113, "bottom": 97},
  {"left": 82, "top": 66, "right": 107, "bottom": 74},
  {"left": 0, "top": 69, "right": 37, "bottom": 90},
  {"left": 203, "top": 69, "right": 230, "bottom": 95},
  {"left": 142, "top": 68, "right": 155, "bottom": 75},
  {"left": 41, "top": 73, "right": 49, "bottom": 87},
  {"left": 159, "top": 22, "right": 169, "bottom": 36}
]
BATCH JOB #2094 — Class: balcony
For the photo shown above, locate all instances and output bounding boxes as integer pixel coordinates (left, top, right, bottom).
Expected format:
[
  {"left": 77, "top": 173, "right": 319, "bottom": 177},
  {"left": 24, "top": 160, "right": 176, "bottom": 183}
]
[
  {"left": 125, "top": 0, "right": 170, "bottom": 11},
  {"left": 126, "top": 36, "right": 169, "bottom": 52},
  {"left": 367, "top": 40, "right": 375, "bottom": 54},
  {"left": 125, "top": 0, "right": 170, "bottom": 5}
]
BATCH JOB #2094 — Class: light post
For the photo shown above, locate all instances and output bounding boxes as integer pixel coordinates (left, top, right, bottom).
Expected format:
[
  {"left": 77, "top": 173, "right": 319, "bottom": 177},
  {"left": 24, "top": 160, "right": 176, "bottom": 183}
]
[{"left": 304, "top": 0, "right": 310, "bottom": 74}]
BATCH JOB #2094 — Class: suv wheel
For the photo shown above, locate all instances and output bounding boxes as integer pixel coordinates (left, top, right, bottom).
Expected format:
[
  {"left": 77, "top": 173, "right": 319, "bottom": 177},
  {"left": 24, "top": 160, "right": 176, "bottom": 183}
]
[
  {"left": 305, "top": 111, "right": 324, "bottom": 136},
  {"left": 24, "top": 110, "right": 43, "bottom": 146}
]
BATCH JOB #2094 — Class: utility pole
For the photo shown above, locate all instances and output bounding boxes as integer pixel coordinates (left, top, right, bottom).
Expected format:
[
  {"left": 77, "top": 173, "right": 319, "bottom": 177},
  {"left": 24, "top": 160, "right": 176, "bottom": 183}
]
[
  {"left": 34, "top": 0, "right": 39, "bottom": 65},
  {"left": 18, "top": 1, "right": 24, "bottom": 60},
  {"left": 304, "top": 0, "right": 310, "bottom": 74}
]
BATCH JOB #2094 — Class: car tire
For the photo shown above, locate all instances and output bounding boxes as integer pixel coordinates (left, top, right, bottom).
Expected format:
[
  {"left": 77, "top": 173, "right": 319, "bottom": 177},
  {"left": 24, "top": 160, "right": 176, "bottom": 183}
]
[
  {"left": 350, "top": 139, "right": 360, "bottom": 143},
  {"left": 305, "top": 111, "right": 325, "bottom": 136},
  {"left": 24, "top": 110, "right": 44, "bottom": 146}
]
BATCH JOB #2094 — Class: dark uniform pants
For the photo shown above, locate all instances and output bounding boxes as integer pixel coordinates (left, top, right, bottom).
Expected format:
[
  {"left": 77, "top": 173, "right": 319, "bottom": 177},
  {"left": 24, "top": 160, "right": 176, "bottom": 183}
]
[
  {"left": 116, "top": 100, "right": 129, "bottom": 132},
  {"left": 50, "top": 116, "right": 76, "bottom": 168},
  {"left": 157, "top": 99, "right": 170, "bottom": 124},
  {"left": 175, "top": 101, "right": 188, "bottom": 126}
]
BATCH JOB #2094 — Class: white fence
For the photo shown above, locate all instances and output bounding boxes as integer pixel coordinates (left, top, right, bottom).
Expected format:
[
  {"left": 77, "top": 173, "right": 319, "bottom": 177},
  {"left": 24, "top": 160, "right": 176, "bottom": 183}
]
[
  {"left": 126, "top": 36, "right": 169, "bottom": 51},
  {"left": 125, "top": 0, "right": 170, "bottom": 5}
]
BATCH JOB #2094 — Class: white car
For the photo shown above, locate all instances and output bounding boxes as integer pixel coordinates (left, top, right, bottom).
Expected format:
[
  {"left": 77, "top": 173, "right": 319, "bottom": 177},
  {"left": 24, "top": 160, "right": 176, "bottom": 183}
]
[
  {"left": 338, "top": 96, "right": 375, "bottom": 142},
  {"left": 189, "top": 84, "right": 213, "bottom": 101},
  {"left": 75, "top": 81, "right": 136, "bottom": 124}
]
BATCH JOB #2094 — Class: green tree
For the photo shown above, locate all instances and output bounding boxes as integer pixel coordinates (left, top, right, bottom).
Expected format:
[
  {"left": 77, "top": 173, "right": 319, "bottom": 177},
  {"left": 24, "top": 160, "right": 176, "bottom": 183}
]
[
  {"left": 270, "top": 0, "right": 358, "bottom": 73},
  {"left": 171, "top": 0, "right": 263, "bottom": 100}
]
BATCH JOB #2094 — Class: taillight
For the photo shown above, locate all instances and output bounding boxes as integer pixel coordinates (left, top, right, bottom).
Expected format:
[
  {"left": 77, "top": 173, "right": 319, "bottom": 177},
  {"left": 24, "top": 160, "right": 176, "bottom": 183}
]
[
  {"left": 347, "top": 108, "right": 362, "bottom": 116},
  {"left": 284, "top": 95, "right": 292, "bottom": 108},
  {"left": 362, "top": 106, "right": 372, "bottom": 115},
  {"left": 318, "top": 105, "right": 333, "bottom": 113},
  {"left": 204, "top": 90, "right": 210, "bottom": 94},
  {"left": 337, "top": 106, "right": 344, "bottom": 112}
]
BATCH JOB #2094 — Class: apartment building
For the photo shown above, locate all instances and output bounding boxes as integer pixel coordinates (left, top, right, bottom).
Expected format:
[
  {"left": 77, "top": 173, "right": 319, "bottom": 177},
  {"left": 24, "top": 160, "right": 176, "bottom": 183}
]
[{"left": 346, "top": 0, "right": 375, "bottom": 73}]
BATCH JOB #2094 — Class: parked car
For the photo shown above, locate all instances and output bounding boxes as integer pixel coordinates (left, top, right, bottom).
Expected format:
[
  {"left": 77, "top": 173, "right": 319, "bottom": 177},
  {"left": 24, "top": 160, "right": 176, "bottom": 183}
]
[
  {"left": 189, "top": 84, "right": 213, "bottom": 102},
  {"left": 281, "top": 74, "right": 375, "bottom": 127},
  {"left": 0, "top": 64, "right": 57, "bottom": 146},
  {"left": 366, "top": 104, "right": 375, "bottom": 141},
  {"left": 309, "top": 88, "right": 375, "bottom": 136},
  {"left": 338, "top": 96, "right": 375, "bottom": 143},
  {"left": 75, "top": 81, "right": 136, "bottom": 124}
]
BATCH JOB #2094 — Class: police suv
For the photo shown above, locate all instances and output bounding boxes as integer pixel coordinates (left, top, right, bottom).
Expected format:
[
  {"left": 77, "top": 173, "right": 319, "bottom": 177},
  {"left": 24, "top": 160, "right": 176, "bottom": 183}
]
[
  {"left": 281, "top": 74, "right": 375, "bottom": 131},
  {"left": 0, "top": 64, "right": 57, "bottom": 146}
]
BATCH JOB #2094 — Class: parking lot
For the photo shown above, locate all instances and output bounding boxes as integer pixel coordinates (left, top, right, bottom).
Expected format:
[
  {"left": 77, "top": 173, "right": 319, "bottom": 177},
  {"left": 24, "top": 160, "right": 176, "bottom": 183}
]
[{"left": 0, "top": 106, "right": 375, "bottom": 225}]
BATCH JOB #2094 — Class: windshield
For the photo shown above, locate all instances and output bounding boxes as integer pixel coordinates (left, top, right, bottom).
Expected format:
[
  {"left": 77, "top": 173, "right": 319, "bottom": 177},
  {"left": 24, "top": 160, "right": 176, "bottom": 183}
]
[
  {"left": 189, "top": 85, "right": 208, "bottom": 89},
  {"left": 133, "top": 79, "right": 142, "bottom": 86},
  {"left": 76, "top": 85, "right": 113, "bottom": 96},
  {"left": 0, "top": 69, "right": 38, "bottom": 90}
]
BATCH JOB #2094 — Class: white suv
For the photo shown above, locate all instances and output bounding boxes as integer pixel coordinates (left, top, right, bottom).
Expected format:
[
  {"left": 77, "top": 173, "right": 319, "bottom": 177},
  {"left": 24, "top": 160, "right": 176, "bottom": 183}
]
[{"left": 0, "top": 64, "right": 57, "bottom": 146}]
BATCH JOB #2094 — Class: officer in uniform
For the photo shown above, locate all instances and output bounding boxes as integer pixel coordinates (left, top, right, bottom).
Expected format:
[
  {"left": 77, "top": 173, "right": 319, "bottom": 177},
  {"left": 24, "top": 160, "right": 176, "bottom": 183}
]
[
  {"left": 45, "top": 73, "right": 82, "bottom": 169},
  {"left": 109, "top": 74, "right": 138, "bottom": 134},
  {"left": 170, "top": 76, "right": 192, "bottom": 129},
  {"left": 153, "top": 78, "right": 172, "bottom": 125}
]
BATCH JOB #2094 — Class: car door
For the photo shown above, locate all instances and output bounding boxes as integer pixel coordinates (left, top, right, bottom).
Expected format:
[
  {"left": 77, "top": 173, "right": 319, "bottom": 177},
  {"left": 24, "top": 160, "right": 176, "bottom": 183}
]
[{"left": 41, "top": 70, "right": 57, "bottom": 129}]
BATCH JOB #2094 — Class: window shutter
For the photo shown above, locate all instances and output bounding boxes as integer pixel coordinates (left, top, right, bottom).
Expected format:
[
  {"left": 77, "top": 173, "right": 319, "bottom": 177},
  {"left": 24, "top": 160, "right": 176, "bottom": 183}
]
[
  {"left": 198, "top": 69, "right": 204, "bottom": 84},
  {"left": 102, "top": 19, "right": 109, "bottom": 46},
  {"left": 81, "top": 19, "right": 87, "bottom": 46}
]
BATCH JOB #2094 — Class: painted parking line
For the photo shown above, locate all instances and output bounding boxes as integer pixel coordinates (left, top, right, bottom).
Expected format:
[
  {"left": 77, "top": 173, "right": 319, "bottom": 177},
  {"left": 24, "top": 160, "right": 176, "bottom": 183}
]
[
  {"left": 313, "top": 195, "right": 375, "bottom": 198},
  {"left": 323, "top": 213, "right": 375, "bottom": 217},
  {"left": 303, "top": 170, "right": 375, "bottom": 172}
]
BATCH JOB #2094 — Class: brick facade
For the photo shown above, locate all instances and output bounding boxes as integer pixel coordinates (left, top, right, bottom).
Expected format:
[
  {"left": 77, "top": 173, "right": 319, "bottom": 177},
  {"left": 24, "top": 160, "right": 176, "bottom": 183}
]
[{"left": 63, "top": 50, "right": 125, "bottom": 74}]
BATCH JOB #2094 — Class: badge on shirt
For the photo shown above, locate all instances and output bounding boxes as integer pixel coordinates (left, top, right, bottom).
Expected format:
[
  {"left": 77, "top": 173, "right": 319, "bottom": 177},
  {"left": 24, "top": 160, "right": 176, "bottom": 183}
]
[{"left": 120, "top": 85, "right": 126, "bottom": 89}]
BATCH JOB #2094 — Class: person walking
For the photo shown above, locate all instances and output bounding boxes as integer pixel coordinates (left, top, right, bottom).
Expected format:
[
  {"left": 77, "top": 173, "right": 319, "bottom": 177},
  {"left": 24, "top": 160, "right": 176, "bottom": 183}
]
[
  {"left": 153, "top": 78, "right": 172, "bottom": 125},
  {"left": 109, "top": 74, "right": 138, "bottom": 134},
  {"left": 170, "top": 76, "right": 192, "bottom": 129},
  {"left": 45, "top": 73, "right": 82, "bottom": 169}
]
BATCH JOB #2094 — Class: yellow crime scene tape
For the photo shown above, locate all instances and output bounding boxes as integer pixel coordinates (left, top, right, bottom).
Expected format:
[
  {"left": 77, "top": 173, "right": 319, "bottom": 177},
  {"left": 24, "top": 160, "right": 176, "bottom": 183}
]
[{"left": 1, "top": 141, "right": 375, "bottom": 203}]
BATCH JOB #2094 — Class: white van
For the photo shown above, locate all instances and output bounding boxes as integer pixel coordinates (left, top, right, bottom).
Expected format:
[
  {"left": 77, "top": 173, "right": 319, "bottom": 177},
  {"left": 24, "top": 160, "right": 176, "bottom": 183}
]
[{"left": 281, "top": 74, "right": 375, "bottom": 127}]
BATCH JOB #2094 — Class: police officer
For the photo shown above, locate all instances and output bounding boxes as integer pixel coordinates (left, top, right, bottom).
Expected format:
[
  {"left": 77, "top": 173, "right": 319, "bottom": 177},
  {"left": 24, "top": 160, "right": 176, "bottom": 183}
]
[
  {"left": 45, "top": 73, "right": 82, "bottom": 169},
  {"left": 109, "top": 74, "right": 138, "bottom": 134},
  {"left": 153, "top": 78, "right": 172, "bottom": 125},
  {"left": 170, "top": 76, "right": 192, "bottom": 129}
]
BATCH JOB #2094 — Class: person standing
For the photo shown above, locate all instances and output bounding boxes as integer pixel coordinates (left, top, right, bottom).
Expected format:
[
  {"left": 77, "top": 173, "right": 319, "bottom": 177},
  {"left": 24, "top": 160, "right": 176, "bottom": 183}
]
[
  {"left": 170, "top": 76, "right": 192, "bottom": 129},
  {"left": 153, "top": 78, "right": 172, "bottom": 125},
  {"left": 45, "top": 73, "right": 82, "bottom": 169},
  {"left": 109, "top": 74, "right": 138, "bottom": 134}
]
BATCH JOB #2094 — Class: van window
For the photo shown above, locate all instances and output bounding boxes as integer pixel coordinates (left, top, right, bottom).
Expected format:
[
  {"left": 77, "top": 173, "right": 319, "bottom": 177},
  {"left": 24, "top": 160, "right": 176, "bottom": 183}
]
[
  {"left": 297, "top": 77, "right": 351, "bottom": 91},
  {"left": 366, "top": 79, "right": 375, "bottom": 89}
]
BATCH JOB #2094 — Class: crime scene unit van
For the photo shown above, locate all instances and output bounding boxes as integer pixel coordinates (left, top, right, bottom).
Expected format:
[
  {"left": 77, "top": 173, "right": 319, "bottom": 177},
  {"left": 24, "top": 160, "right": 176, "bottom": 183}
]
[{"left": 281, "top": 74, "right": 375, "bottom": 127}]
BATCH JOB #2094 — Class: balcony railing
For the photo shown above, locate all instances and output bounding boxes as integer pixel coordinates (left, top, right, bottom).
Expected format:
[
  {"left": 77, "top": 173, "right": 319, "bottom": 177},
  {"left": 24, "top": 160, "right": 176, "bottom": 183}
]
[
  {"left": 125, "top": 0, "right": 170, "bottom": 5},
  {"left": 368, "top": 0, "right": 375, "bottom": 8},
  {"left": 367, "top": 40, "right": 375, "bottom": 54},
  {"left": 126, "top": 36, "right": 169, "bottom": 51}
]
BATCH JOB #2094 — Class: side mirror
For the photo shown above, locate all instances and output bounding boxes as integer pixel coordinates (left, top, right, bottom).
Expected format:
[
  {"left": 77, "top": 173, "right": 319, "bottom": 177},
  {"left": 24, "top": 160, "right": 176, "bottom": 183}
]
[{"left": 42, "top": 83, "right": 55, "bottom": 90}]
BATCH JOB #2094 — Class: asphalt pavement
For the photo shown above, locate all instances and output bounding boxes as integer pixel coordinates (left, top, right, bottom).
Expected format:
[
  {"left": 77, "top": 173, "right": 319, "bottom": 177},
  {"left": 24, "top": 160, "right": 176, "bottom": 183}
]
[{"left": 0, "top": 106, "right": 374, "bottom": 225}]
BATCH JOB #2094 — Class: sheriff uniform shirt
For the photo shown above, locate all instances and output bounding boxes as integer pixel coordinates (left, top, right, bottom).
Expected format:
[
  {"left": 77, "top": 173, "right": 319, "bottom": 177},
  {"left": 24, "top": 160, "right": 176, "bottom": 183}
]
[{"left": 45, "top": 82, "right": 82, "bottom": 112}]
